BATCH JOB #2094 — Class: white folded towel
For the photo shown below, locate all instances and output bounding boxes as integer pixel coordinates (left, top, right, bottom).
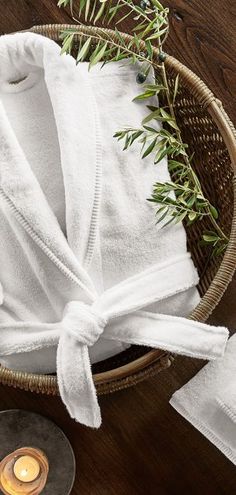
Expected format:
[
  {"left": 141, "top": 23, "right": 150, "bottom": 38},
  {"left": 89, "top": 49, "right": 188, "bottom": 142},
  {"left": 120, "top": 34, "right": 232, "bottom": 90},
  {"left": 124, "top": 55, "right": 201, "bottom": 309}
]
[
  {"left": 0, "top": 32, "right": 229, "bottom": 427},
  {"left": 217, "top": 386, "right": 236, "bottom": 424},
  {"left": 170, "top": 334, "right": 236, "bottom": 465}
]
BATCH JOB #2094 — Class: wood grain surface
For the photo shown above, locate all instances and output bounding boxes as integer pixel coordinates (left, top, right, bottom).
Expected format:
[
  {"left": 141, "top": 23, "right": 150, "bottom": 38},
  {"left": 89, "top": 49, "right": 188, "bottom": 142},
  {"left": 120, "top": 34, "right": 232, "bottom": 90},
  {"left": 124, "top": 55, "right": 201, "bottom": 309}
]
[{"left": 1, "top": 1, "right": 236, "bottom": 494}]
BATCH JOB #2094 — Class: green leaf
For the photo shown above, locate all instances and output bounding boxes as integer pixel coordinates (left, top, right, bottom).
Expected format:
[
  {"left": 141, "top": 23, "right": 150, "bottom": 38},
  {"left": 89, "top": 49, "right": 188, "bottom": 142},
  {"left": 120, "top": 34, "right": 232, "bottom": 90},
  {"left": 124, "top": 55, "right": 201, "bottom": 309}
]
[
  {"left": 162, "top": 215, "right": 175, "bottom": 228},
  {"left": 133, "top": 21, "right": 147, "bottom": 33},
  {"left": 138, "top": 18, "right": 156, "bottom": 39},
  {"left": 143, "top": 125, "right": 159, "bottom": 132},
  {"left": 160, "top": 108, "right": 172, "bottom": 119},
  {"left": 142, "top": 109, "right": 161, "bottom": 125},
  {"left": 154, "top": 138, "right": 167, "bottom": 150},
  {"left": 133, "top": 91, "right": 156, "bottom": 101},
  {"left": 76, "top": 37, "right": 91, "bottom": 63},
  {"left": 176, "top": 148, "right": 188, "bottom": 157},
  {"left": 203, "top": 234, "right": 219, "bottom": 243},
  {"left": 145, "top": 40, "right": 153, "bottom": 60},
  {"left": 144, "top": 84, "right": 166, "bottom": 92},
  {"left": 187, "top": 196, "right": 196, "bottom": 208},
  {"left": 146, "top": 27, "right": 168, "bottom": 41},
  {"left": 213, "top": 243, "right": 227, "bottom": 256},
  {"left": 168, "top": 159, "right": 184, "bottom": 167},
  {"left": 132, "top": 34, "right": 140, "bottom": 51},
  {"left": 204, "top": 230, "right": 220, "bottom": 238},
  {"left": 159, "top": 129, "right": 172, "bottom": 138},
  {"left": 130, "top": 130, "right": 143, "bottom": 144},
  {"left": 61, "top": 34, "right": 74, "bottom": 55},
  {"left": 175, "top": 211, "right": 188, "bottom": 223},
  {"left": 147, "top": 105, "right": 159, "bottom": 112},
  {"left": 116, "top": 10, "right": 132, "bottom": 25},
  {"left": 89, "top": 42, "right": 108, "bottom": 68},
  {"left": 173, "top": 74, "right": 179, "bottom": 104},
  {"left": 188, "top": 211, "right": 197, "bottom": 222},
  {"left": 108, "top": 3, "right": 123, "bottom": 23},
  {"left": 123, "top": 133, "right": 131, "bottom": 151},
  {"left": 166, "top": 119, "right": 179, "bottom": 130},
  {"left": 209, "top": 204, "right": 219, "bottom": 219},
  {"left": 156, "top": 207, "right": 169, "bottom": 223},
  {"left": 79, "top": 0, "right": 87, "bottom": 15},
  {"left": 114, "top": 27, "right": 126, "bottom": 47},
  {"left": 154, "top": 146, "right": 169, "bottom": 163},
  {"left": 85, "top": 0, "right": 91, "bottom": 21},
  {"left": 142, "top": 139, "right": 157, "bottom": 158},
  {"left": 151, "top": 0, "right": 166, "bottom": 10},
  {"left": 57, "top": 0, "right": 70, "bottom": 6},
  {"left": 113, "top": 131, "right": 126, "bottom": 140},
  {"left": 89, "top": 0, "right": 97, "bottom": 21},
  {"left": 168, "top": 159, "right": 184, "bottom": 171}
]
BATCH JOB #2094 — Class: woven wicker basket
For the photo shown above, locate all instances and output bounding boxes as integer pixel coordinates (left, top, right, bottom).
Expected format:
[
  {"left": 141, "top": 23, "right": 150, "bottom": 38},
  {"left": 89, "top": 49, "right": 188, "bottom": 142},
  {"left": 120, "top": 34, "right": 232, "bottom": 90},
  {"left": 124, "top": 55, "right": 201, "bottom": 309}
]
[{"left": 1, "top": 23, "right": 236, "bottom": 397}]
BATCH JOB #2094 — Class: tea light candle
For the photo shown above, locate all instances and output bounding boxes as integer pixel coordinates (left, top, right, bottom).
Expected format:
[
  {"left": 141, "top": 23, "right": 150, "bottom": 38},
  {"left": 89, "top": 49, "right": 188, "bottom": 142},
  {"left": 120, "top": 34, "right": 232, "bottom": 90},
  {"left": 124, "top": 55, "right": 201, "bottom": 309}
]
[
  {"left": 0, "top": 447, "right": 49, "bottom": 495},
  {"left": 13, "top": 455, "right": 40, "bottom": 483},
  {"left": 0, "top": 410, "right": 76, "bottom": 495}
]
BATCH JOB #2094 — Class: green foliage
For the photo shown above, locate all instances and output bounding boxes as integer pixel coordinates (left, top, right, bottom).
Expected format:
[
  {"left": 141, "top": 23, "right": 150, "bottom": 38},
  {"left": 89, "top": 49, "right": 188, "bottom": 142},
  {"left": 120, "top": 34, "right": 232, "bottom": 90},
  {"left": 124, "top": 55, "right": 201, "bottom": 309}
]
[
  {"left": 58, "top": 0, "right": 71, "bottom": 6},
  {"left": 58, "top": 0, "right": 169, "bottom": 66},
  {"left": 57, "top": 0, "right": 229, "bottom": 256}
]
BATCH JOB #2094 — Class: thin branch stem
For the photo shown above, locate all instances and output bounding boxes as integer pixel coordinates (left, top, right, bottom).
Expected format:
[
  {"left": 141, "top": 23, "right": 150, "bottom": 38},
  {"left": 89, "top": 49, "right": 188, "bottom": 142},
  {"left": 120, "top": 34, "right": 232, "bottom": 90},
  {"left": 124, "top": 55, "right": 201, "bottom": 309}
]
[
  {"left": 65, "top": 27, "right": 162, "bottom": 67},
  {"left": 58, "top": 0, "right": 229, "bottom": 251},
  {"left": 158, "top": 40, "right": 228, "bottom": 241}
]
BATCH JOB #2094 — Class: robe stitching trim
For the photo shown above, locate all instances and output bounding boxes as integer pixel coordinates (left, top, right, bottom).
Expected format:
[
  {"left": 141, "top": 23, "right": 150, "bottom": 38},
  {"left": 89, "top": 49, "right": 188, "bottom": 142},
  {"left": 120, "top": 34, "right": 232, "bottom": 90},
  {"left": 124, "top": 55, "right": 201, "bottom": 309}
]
[
  {"left": 84, "top": 79, "right": 103, "bottom": 269},
  {"left": 0, "top": 187, "right": 95, "bottom": 301},
  {"left": 216, "top": 398, "right": 236, "bottom": 424}
]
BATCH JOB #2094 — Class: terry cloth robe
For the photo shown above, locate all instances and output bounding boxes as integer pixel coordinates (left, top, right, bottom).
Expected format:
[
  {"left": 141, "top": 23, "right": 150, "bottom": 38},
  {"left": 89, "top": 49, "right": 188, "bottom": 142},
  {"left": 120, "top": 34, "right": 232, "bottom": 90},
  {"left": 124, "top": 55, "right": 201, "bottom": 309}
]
[
  {"left": 170, "top": 334, "right": 236, "bottom": 465},
  {"left": 0, "top": 32, "right": 229, "bottom": 427}
]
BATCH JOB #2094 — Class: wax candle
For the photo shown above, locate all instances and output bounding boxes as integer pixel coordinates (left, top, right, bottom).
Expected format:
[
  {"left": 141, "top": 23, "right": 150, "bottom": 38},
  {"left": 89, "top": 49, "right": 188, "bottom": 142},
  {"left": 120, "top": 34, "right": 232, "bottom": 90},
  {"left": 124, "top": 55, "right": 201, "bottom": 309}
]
[
  {"left": 0, "top": 447, "right": 49, "bottom": 495},
  {"left": 13, "top": 455, "right": 40, "bottom": 483}
]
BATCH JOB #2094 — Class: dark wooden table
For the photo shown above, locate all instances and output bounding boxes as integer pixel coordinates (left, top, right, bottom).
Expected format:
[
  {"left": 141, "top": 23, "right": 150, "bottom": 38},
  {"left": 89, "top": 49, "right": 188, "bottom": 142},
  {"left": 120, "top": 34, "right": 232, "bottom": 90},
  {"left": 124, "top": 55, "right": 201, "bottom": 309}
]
[{"left": 1, "top": 1, "right": 236, "bottom": 493}]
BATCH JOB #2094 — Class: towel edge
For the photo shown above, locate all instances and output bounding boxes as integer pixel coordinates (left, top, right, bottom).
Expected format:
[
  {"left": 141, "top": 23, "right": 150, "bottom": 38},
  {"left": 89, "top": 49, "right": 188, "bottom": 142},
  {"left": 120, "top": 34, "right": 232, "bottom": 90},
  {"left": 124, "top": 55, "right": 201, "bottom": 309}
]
[{"left": 169, "top": 396, "right": 236, "bottom": 465}]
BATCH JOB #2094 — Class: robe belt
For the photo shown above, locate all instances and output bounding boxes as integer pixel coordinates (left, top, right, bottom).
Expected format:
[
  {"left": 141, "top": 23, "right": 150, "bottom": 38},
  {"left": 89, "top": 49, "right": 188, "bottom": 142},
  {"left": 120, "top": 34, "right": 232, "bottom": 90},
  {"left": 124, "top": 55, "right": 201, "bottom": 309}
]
[{"left": 0, "top": 254, "right": 229, "bottom": 427}]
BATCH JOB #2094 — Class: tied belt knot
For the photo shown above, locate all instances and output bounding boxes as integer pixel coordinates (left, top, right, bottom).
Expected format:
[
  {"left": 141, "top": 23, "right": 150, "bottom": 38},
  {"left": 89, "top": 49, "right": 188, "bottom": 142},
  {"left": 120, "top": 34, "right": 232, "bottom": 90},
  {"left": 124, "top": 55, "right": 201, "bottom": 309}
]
[{"left": 61, "top": 301, "right": 107, "bottom": 347}]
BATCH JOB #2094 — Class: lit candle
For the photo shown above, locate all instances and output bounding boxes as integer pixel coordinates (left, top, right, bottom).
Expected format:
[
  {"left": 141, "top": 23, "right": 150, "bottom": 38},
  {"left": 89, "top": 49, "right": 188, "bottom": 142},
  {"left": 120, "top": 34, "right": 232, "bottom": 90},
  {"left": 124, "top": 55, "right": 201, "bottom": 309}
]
[
  {"left": 13, "top": 455, "right": 40, "bottom": 483},
  {"left": 0, "top": 447, "right": 49, "bottom": 495}
]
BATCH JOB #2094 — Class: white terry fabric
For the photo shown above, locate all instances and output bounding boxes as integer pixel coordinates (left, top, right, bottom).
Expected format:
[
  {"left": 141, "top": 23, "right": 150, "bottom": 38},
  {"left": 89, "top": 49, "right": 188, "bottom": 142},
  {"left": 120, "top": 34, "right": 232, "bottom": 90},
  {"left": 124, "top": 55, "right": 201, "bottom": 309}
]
[
  {"left": 0, "top": 32, "right": 229, "bottom": 427},
  {"left": 217, "top": 386, "right": 236, "bottom": 424},
  {"left": 170, "top": 334, "right": 236, "bottom": 465}
]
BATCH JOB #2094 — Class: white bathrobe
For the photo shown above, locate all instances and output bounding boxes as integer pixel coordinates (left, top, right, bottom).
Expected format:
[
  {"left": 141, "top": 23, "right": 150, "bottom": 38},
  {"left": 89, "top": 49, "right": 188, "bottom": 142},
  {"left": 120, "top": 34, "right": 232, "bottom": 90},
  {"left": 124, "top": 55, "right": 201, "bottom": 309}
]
[{"left": 0, "top": 32, "right": 228, "bottom": 427}]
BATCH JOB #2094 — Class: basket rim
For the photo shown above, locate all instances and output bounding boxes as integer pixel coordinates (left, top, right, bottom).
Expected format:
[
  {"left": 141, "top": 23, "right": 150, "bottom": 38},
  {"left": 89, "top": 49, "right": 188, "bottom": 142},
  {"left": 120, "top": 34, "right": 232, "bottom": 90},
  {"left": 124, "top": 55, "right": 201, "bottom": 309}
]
[{"left": 1, "top": 23, "right": 236, "bottom": 395}]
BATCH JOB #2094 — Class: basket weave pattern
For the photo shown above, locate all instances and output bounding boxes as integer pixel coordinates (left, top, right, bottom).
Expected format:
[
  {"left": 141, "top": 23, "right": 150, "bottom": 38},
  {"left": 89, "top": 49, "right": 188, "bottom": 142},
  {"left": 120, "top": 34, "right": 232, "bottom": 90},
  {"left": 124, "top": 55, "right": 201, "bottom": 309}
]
[{"left": 0, "top": 24, "right": 236, "bottom": 396}]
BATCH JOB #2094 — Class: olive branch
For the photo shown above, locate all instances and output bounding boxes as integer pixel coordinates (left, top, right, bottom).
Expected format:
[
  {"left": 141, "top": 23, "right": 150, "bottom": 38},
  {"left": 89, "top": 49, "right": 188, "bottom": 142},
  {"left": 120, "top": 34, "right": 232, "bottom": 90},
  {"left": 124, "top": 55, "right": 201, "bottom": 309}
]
[{"left": 58, "top": 0, "right": 229, "bottom": 256}]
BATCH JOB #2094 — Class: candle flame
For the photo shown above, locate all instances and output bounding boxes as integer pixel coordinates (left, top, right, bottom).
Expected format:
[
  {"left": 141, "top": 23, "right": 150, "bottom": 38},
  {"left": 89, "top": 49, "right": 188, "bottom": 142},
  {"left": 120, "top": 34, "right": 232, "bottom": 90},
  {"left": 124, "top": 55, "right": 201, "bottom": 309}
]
[{"left": 20, "top": 469, "right": 28, "bottom": 478}]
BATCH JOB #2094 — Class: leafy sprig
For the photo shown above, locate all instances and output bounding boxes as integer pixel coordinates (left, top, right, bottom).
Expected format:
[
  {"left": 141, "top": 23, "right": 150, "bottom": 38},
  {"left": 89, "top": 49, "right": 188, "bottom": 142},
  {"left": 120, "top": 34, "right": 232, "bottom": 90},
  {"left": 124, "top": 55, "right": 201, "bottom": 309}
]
[
  {"left": 58, "top": 0, "right": 229, "bottom": 255},
  {"left": 114, "top": 79, "right": 228, "bottom": 252}
]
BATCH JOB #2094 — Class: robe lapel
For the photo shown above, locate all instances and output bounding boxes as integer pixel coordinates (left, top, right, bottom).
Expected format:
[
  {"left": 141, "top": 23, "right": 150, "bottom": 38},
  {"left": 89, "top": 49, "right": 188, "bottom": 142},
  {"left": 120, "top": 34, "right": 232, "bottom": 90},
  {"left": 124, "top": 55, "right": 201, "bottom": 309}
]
[
  {"left": 0, "top": 100, "right": 95, "bottom": 300},
  {"left": 42, "top": 38, "right": 102, "bottom": 269},
  {"left": 0, "top": 33, "right": 101, "bottom": 297}
]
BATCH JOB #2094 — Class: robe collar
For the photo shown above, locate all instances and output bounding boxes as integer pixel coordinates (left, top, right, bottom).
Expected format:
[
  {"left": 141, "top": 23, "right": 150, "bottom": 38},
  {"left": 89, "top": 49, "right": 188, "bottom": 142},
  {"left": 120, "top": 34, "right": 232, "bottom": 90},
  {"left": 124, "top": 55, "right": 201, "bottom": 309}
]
[{"left": 0, "top": 32, "right": 101, "bottom": 298}]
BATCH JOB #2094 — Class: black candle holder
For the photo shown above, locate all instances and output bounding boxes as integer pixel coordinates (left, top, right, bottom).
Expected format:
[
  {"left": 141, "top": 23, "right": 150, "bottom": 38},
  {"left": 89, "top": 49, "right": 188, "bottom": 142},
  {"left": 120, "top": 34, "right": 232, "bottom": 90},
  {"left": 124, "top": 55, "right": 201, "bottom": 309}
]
[{"left": 0, "top": 410, "right": 75, "bottom": 495}]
